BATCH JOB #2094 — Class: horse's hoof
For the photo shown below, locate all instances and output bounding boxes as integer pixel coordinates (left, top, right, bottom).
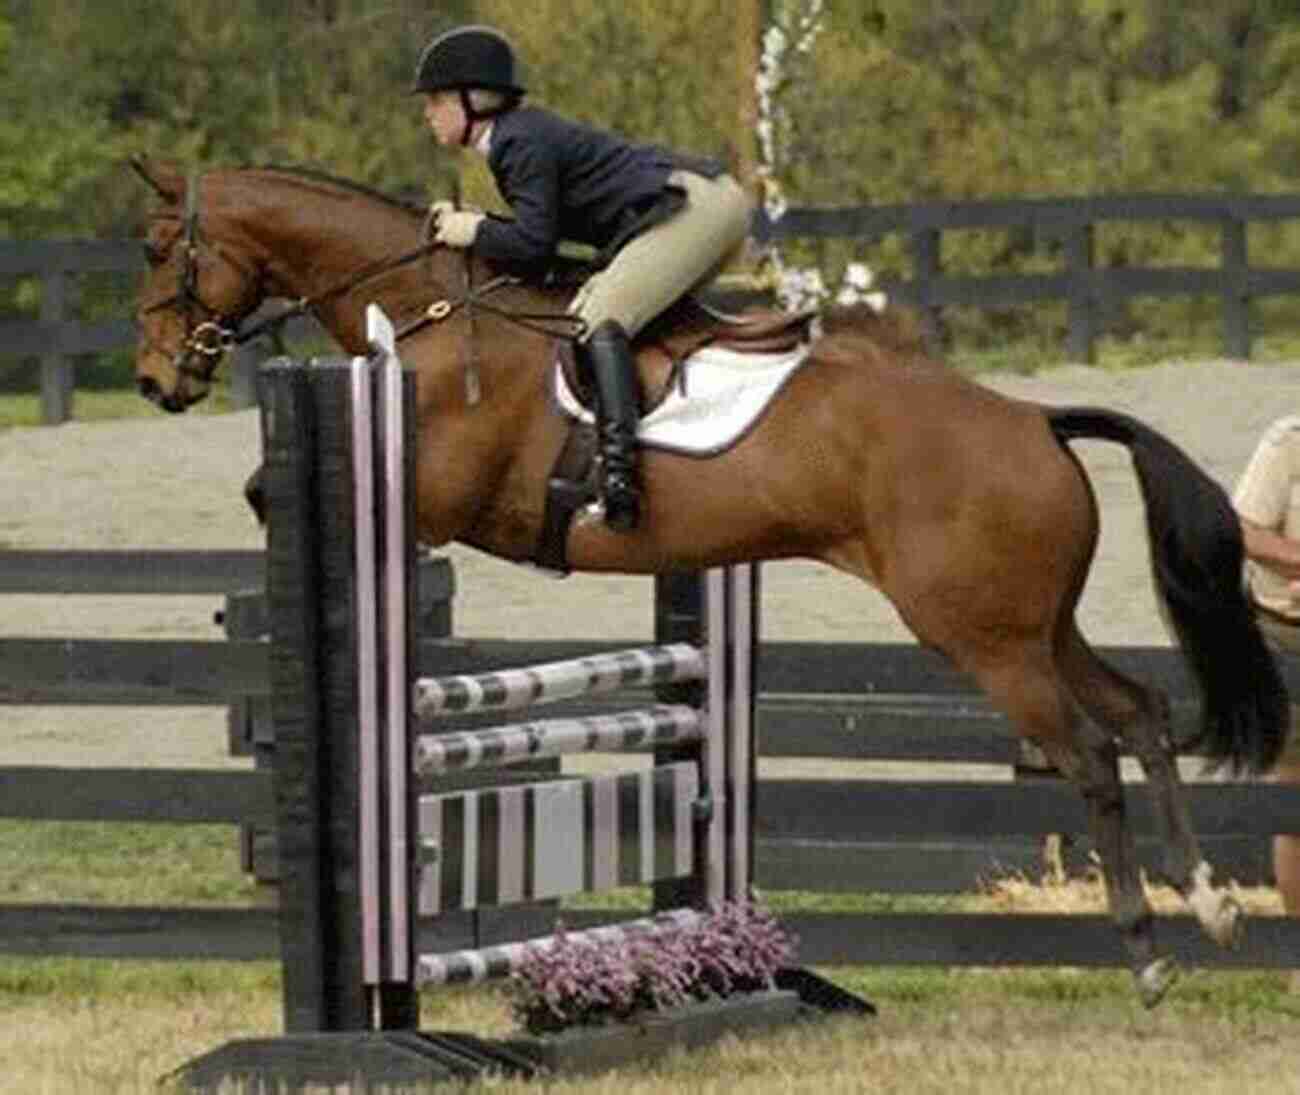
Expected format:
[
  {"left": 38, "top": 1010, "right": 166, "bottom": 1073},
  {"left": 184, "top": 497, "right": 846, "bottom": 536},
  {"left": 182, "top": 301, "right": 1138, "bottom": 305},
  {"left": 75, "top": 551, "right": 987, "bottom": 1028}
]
[
  {"left": 1208, "top": 893, "right": 1244, "bottom": 949},
  {"left": 1136, "top": 956, "right": 1180, "bottom": 1009},
  {"left": 1187, "top": 862, "right": 1244, "bottom": 949}
]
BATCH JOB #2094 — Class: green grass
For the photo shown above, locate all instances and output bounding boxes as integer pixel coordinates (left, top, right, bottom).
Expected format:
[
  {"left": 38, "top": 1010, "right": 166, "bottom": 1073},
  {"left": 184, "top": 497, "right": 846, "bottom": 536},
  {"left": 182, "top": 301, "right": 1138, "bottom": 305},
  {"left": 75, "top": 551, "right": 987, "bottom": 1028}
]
[
  {"left": 0, "top": 820, "right": 260, "bottom": 906},
  {"left": 563, "top": 884, "right": 968, "bottom": 915},
  {"left": 0, "top": 952, "right": 1294, "bottom": 1018},
  {"left": 2, "top": 818, "right": 1297, "bottom": 1093},
  {"left": 0, "top": 383, "right": 247, "bottom": 427},
  {"left": 0, "top": 955, "right": 279, "bottom": 1001}
]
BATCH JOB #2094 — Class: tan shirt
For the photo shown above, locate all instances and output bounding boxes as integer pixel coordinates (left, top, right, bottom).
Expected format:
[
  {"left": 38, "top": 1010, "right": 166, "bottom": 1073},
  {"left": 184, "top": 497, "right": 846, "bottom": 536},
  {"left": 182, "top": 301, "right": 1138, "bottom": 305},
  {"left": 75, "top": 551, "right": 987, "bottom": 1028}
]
[{"left": 1233, "top": 415, "right": 1300, "bottom": 621}]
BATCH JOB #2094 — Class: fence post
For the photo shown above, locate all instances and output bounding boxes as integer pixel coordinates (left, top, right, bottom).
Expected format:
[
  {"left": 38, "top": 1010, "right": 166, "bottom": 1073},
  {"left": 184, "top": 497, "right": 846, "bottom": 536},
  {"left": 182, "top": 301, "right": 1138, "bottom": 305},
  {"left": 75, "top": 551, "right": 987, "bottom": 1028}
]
[
  {"left": 1221, "top": 217, "right": 1250, "bottom": 360},
  {"left": 652, "top": 572, "right": 707, "bottom": 912},
  {"left": 260, "top": 357, "right": 425, "bottom": 1033},
  {"left": 1064, "top": 224, "right": 1096, "bottom": 364},
  {"left": 40, "top": 269, "right": 74, "bottom": 425},
  {"left": 909, "top": 227, "right": 943, "bottom": 354},
  {"left": 228, "top": 340, "right": 263, "bottom": 410}
]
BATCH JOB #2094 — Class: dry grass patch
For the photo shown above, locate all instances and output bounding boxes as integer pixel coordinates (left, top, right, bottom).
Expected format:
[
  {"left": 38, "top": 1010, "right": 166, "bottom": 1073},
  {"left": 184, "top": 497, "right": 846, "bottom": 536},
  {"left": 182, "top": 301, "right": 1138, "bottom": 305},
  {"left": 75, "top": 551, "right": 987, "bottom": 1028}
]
[{"left": 971, "top": 857, "right": 1284, "bottom": 917}]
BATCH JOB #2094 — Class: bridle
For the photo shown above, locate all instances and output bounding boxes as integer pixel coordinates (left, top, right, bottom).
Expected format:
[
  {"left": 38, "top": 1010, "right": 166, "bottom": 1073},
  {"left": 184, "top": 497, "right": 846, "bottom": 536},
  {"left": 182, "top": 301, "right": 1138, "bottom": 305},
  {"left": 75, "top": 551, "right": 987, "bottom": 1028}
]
[{"left": 137, "top": 169, "right": 264, "bottom": 384}]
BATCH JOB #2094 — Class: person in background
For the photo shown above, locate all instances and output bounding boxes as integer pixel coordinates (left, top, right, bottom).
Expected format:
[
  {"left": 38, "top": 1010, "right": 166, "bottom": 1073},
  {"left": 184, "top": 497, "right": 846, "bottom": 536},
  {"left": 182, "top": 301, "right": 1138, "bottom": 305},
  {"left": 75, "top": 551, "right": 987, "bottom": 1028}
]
[
  {"left": 1232, "top": 415, "right": 1300, "bottom": 989},
  {"left": 412, "top": 24, "right": 753, "bottom": 533}
]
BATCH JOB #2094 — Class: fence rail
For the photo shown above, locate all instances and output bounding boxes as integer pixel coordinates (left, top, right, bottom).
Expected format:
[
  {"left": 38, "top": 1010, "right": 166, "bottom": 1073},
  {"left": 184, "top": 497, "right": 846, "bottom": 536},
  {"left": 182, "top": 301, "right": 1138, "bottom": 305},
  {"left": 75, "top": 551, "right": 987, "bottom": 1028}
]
[
  {"left": 0, "top": 549, "right": 265, "bottom": 594},
  {"left": 0, "top": 239, "right": 305, "bottom": 423},
  {"left": 4, "top": 615, "right": 1298, "bottom": 967},
  {"left": 757, "top": 192, "right": 1300, "bottom": 362}
]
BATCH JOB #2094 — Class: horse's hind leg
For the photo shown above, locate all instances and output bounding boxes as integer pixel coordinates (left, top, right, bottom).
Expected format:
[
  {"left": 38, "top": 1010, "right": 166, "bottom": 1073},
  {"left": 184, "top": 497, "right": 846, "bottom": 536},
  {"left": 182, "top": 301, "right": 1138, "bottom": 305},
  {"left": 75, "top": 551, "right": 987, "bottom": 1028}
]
[
  {"left": 967, "top": 650, "right": 1175, "bottom": 1007},
  {"left": 1060, "top": 626, "right": 1243, "bottom": 950}
]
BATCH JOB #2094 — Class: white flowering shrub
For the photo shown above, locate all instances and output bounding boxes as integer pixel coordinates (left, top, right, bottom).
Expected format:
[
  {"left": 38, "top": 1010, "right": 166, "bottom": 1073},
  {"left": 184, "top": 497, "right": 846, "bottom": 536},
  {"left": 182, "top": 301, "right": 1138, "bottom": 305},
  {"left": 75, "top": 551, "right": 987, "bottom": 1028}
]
[{"left": 756, "top": 1, "right": 887, "bottom": 316}]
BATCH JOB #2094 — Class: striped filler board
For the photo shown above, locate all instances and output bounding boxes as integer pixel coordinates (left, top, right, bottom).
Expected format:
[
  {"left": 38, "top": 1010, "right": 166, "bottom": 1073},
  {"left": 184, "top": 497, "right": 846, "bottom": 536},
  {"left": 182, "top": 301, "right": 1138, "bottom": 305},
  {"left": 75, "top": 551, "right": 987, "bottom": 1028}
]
[
  {"left": 417, "top": 762, "right": 699, "bottom": 915},
  {"left": 416, "top": 907, "right": 705, "bottom": 987},
  {"left": 412, "top": 643, "right": 705, "bottom": 722},
  {"left": 414, "top": 704, "right": 704, "bottom": 775}
]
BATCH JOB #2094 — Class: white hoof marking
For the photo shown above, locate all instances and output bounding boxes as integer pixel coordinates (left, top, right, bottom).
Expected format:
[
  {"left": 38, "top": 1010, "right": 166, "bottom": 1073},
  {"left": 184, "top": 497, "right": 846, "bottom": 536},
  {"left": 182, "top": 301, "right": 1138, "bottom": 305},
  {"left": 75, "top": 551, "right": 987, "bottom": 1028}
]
[{"left": 1187, "top": 860, "right": 1244, "bottom": 949}]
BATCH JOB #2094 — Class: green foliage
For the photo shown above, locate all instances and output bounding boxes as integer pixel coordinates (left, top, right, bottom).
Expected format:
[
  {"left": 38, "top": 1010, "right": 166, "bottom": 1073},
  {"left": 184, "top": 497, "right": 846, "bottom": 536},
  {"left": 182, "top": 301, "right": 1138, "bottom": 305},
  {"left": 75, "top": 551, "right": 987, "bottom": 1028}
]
[
  {"left": 6, "top": 0, "right": 1292, "bottom": 236},
  {"left": 0, "top": 13, "right": 116, "bottom": 238},
  {"left": 5, "top": 0, "right": 1300, "bottom": 376}
]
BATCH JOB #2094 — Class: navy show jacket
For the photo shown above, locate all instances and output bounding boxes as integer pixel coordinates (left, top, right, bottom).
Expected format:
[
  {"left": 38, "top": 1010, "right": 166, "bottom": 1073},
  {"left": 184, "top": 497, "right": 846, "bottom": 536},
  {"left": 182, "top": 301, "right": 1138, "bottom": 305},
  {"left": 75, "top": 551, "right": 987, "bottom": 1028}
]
[{"left": 474, "top": 105, "right": 707, "bottom": 273}]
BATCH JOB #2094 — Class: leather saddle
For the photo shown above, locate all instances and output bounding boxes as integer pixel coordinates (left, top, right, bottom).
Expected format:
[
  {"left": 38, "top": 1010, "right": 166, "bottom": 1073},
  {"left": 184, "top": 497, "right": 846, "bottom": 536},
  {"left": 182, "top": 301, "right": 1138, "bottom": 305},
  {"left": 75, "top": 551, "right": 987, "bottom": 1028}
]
[
  {"left": 536, "top": 296, "right": 816, "bottom": 574},
  {"left": 556, "top": 295, "right": 818, "bottom": 415}
]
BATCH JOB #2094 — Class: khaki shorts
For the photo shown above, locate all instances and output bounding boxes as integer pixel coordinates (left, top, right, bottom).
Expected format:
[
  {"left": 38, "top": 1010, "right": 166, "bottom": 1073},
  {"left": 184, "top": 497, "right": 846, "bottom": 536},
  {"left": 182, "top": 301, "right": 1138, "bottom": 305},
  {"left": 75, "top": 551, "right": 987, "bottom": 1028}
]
[{"left": 1257, "top": 610, "right": 1300, "bottom": 767}]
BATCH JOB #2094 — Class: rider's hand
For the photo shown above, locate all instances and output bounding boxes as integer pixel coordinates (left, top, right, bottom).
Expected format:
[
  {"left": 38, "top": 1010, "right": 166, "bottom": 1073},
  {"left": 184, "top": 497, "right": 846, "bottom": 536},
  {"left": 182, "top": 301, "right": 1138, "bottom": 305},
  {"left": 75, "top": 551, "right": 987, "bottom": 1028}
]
[
  {"left": 435, "top": 210, "right": 484, "bottom": 249},
  {"left": 428, "top": 199, "right": 456, "bottom": 224}
]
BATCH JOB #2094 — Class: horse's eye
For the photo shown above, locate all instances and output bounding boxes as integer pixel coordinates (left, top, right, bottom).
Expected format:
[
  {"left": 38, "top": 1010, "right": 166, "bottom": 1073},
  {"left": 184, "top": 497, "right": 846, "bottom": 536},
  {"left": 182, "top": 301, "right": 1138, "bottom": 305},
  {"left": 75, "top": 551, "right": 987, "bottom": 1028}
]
[{"left": 143, "top": 242, "right": 166, "bottom": 267}]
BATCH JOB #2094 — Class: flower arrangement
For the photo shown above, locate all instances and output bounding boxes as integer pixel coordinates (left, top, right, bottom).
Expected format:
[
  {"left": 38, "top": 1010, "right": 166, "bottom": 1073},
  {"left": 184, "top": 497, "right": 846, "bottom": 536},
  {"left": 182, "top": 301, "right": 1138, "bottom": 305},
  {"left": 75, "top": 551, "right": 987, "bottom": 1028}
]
[
  {"left": 507, "top": 901, "right": 798, "bottom": 1035},
  {"left": 756, "top": 0, "right": 888, "bottom": 315}
]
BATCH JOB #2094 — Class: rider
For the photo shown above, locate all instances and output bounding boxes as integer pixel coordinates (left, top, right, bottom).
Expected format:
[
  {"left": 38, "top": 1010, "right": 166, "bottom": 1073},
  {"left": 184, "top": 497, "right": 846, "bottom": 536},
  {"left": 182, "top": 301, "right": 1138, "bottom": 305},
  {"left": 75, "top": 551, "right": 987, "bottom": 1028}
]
[{"left": 412, "top": 23, "right": 753, "bottom": 532}]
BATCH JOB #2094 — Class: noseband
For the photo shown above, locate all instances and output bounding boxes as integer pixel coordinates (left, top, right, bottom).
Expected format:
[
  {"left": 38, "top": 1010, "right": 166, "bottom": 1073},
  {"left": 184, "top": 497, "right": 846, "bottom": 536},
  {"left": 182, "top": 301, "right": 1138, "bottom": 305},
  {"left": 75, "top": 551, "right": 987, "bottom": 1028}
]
[
  {"left": 139, "top": 170, "right": 253, "bottom": 384},
  {"left": 141, "top": 169, "right": 452, "bottom": 386}
]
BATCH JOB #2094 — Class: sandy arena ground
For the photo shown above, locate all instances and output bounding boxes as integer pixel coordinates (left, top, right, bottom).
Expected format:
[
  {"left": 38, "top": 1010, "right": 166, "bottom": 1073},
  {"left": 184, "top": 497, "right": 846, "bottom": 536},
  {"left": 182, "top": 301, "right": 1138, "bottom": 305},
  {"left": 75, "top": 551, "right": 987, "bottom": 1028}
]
[{"left": 0, "top": 358, "right": 1295, "bottom": 771}]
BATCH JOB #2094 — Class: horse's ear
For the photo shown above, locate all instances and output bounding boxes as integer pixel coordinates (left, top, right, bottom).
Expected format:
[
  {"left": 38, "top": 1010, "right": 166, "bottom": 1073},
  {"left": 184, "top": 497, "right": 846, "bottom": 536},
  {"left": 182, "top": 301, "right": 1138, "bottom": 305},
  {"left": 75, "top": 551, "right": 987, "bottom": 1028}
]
[{"left": 129, "top": 156, "right": 182, "bottom": 203}]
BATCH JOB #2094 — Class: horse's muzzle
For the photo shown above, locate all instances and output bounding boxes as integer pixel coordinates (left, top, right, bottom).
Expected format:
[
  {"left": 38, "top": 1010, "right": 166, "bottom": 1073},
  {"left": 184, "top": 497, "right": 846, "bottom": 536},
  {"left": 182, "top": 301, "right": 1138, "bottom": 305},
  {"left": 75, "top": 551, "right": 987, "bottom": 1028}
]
[{"left": 137, "top": 375, "right": 191, "bottom": 414}]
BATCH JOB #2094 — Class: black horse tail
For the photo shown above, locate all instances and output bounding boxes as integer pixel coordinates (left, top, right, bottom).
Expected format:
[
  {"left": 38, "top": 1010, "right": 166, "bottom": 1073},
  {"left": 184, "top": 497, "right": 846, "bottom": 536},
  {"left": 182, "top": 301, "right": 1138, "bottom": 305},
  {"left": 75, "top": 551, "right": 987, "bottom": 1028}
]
[{"left": 1047, "top": 406, "right": 1290, "bottom": 775}]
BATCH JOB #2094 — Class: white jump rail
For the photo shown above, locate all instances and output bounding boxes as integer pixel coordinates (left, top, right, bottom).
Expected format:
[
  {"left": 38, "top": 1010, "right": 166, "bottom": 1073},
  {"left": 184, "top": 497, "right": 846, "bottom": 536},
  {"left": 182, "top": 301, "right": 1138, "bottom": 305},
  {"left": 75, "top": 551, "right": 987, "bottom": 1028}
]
[
  {"left": 414, "top": 703, "right": 705, "bottom": 776},
  {"left": 413, "top": 643, "right": 706, "bottom": 721}
]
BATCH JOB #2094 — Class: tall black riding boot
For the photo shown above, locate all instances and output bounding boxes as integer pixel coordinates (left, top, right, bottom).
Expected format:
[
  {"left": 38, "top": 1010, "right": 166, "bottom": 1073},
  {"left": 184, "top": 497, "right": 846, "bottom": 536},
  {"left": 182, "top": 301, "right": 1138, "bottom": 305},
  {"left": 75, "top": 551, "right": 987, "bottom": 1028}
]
[{"left": 579, "top": 320, "right": 642, "bottom": 531}]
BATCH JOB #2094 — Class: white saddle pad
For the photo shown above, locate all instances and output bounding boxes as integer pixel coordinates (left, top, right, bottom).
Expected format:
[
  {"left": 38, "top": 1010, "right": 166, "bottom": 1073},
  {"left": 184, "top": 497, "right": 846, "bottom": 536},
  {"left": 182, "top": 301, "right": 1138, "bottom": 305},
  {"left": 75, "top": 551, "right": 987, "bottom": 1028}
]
[{"left": 553, "top": 342, "right": 812, "bottom": 456}]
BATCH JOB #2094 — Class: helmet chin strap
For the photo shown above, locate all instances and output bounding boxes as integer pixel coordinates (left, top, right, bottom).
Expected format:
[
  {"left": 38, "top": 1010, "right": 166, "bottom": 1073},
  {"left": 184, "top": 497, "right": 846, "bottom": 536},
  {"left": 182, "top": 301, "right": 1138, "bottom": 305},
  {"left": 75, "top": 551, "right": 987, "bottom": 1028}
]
[
  {"left": 458, "top": 89, "right": 477, "bottom": 146},
  {"left": 456, "top": 87, "right": 519, "bottom": 146}
]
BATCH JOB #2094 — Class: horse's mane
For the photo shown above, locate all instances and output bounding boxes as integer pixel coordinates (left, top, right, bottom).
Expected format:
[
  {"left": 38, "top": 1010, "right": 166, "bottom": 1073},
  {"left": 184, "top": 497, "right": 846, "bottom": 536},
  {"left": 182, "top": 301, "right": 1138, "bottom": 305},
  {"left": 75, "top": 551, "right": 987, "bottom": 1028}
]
[
  {"left": 245, "top": 163, "right": 427, "bottom": 218},
  {"left": 206, "top": 164, "right": 932, "bottom": 363}
]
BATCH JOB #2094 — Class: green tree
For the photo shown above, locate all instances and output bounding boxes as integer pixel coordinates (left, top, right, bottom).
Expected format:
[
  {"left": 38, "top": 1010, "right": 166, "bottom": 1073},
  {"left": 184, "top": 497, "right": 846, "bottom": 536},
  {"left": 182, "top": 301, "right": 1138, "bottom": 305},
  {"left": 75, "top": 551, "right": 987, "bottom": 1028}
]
[{"left": 0, "top": 12, "right": 116, "bottom": 237}]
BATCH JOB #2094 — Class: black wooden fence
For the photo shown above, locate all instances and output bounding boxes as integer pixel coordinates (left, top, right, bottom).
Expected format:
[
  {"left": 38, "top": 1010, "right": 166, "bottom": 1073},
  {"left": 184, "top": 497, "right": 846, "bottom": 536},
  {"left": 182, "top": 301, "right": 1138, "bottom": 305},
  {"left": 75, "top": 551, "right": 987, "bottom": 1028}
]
[
  {"left": 0, "top": 240, "right": 140, "bottom": 423},
  {"left": 2, "top": 548, "right": 1298, "bottom": 971},
  {"left": 0, "top": 241, "right": 311, "bottom": 424},
  {"left": 757, "top": 192, "right": 1300, "bottom": 361},
  {"left": 4, "top": 190, "right": 1300, "bottom": 422}
]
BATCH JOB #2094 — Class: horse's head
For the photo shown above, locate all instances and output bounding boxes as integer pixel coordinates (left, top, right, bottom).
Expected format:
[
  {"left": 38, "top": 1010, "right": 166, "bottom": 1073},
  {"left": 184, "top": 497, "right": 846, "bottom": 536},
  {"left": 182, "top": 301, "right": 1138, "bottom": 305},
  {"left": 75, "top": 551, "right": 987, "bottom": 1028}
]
[{"left": 132, "top": 159, "right": 268, "bottom": 412}]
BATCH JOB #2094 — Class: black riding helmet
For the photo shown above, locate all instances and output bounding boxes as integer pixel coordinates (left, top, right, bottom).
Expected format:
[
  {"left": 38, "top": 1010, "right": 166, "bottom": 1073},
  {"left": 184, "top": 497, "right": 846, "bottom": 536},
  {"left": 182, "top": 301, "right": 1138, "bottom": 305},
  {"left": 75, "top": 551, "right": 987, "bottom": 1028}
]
[{"left": 411, "top": 25, "right": 526, "bottom": 97}]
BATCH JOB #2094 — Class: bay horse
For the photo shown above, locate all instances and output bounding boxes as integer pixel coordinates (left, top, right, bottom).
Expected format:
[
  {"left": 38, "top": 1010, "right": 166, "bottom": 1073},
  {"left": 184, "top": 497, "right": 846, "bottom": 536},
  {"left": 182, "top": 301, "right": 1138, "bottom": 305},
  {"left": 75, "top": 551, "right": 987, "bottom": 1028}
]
[{"left": 131, "top": 159, "right": 1288, "bottom": 1007}]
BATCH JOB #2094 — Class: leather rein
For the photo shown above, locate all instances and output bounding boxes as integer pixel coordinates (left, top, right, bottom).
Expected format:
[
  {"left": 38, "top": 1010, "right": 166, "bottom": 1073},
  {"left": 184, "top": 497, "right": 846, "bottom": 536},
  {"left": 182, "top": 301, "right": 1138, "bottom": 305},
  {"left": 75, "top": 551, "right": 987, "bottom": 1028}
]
[{"left": 140, "top": 169, "right": 585, "bottom": 393}]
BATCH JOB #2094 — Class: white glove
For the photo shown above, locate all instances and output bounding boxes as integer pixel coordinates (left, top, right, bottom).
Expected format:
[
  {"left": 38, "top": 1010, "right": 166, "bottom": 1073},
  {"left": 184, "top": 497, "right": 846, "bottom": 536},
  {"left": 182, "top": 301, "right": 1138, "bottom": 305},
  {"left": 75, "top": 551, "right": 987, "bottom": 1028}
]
[{"left": 435, "top": 210, "right": 484, "bottom": 249}]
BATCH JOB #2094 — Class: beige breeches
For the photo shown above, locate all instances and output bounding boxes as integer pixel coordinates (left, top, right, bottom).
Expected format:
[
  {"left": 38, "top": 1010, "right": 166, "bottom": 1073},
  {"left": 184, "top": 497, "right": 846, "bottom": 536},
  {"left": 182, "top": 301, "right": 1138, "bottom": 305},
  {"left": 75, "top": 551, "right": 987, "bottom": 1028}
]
[{"left": 569, "top": 170, "right": 752, "bottom": 339}]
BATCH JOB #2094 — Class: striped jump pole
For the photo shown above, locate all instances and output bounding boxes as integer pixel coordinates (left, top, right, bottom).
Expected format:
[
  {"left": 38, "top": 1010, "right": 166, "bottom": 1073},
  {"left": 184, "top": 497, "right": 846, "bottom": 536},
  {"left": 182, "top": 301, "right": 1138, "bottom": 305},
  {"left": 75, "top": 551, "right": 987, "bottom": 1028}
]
[
  {"left": 415, "top": 704, "right": 705, "bottom": 776},
  {"left": 417, "top": 909, "right": 705, "bottom": 988},
  {"left": 408, "top": 562, "right": 756, "bottom": 975},
  {"left": 413, "top": 642, "right": 706, "bottom": 720}
]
